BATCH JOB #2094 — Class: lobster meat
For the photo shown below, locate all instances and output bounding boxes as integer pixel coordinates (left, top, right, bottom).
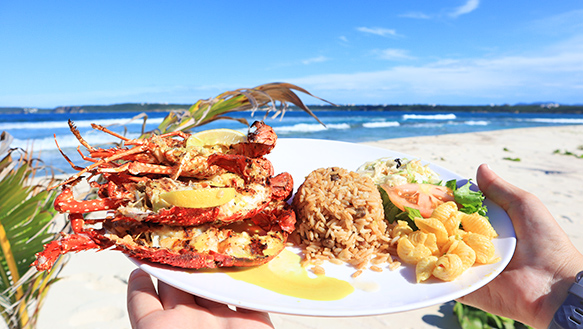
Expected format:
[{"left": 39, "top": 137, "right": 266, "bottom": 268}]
[{"left": 34, "top": 121, "right": 296, "bottom": 271}]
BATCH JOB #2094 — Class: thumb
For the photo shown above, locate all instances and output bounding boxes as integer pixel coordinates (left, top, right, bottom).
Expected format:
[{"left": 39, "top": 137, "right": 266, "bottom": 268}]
[
  {"left": 476, "top": 163, "right": 555, "bottom": 237},
  {"left": 476, "top": 163, "right": 524, "bottom": 213}
]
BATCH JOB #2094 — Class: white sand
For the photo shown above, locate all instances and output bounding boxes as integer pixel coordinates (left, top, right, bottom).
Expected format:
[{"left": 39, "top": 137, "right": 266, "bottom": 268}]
[{"left": 37, "top": 125, "right": 583, "bottom": 329}]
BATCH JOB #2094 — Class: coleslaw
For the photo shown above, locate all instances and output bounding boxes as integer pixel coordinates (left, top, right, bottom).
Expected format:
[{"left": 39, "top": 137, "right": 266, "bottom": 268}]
[{"left": 356, "top": 157, "right": 442, "bottom": 187}]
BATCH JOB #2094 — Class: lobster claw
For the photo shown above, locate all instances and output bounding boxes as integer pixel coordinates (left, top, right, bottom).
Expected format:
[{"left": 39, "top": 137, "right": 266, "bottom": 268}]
[
  {"left": 269, "top": 172, "right": 294, "bottom": 201},
  {"left": 33, "top": 233, "right": 102, "bottom": 271},
  {"left": 229, "top": 121, "right": 277, "bottom": 158},
  {"left": 54, "top": 185, "right": 129, "bottom": 214},
  {"left": 207, "top": 153, "right": 274, "bottom": 183},
  {"left": 251, "top": 200, "right": 296, "bottom": 234}
]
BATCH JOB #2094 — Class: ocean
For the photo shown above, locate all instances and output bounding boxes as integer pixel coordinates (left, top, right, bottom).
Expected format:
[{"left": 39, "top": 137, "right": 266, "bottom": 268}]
[{"left": 2, "top": 109, "right": 583, "bottom": 173}]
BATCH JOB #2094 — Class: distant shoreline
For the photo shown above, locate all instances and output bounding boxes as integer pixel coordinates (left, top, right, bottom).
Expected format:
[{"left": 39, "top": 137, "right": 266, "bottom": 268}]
[{"left": 2, "top": 103, "right": 583, "bottom": 115}]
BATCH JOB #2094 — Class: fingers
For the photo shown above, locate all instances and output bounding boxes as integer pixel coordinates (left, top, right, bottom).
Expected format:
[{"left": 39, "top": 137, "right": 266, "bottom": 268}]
[
  {"left": 157, "top": 280, "right": 196, "bottom": 309},
  {"left": 193, "top": 295, "right": 228, "bottom": 310},
  {"left": 193, "top": 295, "right": 272, "bottom": 323},
  {"left": 127, "top": 269, "right": 163, "bottom": 328},
  {"left": 127, "top": 269, "right": 273, "bottom": 328},
  {"left": 234, "top": 307, "right": 273, "bottom": 326},
  {"left": 192, "top": 296, "right": 273, "bottom": 327}
]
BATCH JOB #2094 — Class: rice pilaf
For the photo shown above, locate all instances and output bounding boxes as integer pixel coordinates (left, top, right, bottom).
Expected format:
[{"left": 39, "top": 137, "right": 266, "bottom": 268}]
[{"left": 292, "top": 167, "right": 397, "bottom": 276}]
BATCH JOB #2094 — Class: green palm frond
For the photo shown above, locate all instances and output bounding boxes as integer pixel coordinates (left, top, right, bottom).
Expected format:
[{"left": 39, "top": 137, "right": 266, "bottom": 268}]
[
  {"left": 0, "top": 132, "right": 65, "bottom": 329},
  {"left": 142, "top": 82, "right": 333, "bottom": 137}
]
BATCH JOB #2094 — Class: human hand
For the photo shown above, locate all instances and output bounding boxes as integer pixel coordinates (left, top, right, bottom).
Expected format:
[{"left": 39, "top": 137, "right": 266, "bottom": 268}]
[
  {"left": 456, "top": 164, "right": 583, "bottom": 329},
  {"left": 127, "top": 268, "right": 274, "bottom": 329}
]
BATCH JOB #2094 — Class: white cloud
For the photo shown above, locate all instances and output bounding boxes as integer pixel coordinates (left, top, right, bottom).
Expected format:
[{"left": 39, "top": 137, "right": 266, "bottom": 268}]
[
  {"left": 301, "top": 56, "right": 329, "bottom": 65},
  {"left": 356, "top": 27, "right": 399, "bottom": 38},
  {"left": 400, "top": 1, "right": 479, "bottom": 20},
  {"left": 288, "top": 41, "right": 583, "bottom": 104},
  {"left": 529, "top": 9, "right": 583, "bottom": 36},
  {"left": 399, "top": 12, "right": 431, "bottom": 20},
  {"left": 373, "top": 49, "right": 416, "bottom": 61},
  {"left": 449, "top": 0, "right": 480, "bottom": 18}
]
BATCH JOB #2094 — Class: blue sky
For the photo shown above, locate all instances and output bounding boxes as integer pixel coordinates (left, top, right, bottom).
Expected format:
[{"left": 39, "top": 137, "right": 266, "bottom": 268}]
[{"left": 1, "top": 1, "right": 582, "bottom": 107}]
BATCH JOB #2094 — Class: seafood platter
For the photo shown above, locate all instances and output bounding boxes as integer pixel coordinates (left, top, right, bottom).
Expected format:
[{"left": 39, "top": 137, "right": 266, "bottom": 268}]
[{"left": 34, "top": 121, "right": 516, "bottom": 316}]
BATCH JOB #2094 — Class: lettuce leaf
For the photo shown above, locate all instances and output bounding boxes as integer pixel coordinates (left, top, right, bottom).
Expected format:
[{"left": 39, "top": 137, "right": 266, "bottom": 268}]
[
  {"left": 378, "top": 187, "right": 418, "bottom": 230},
  {"left": 446, "top": 179, "right": 488, "bottom": 218}
]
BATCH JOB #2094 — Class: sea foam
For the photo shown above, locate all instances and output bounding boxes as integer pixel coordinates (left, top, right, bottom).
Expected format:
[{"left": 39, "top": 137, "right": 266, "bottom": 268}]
[
  {"left": 362, "top": 121, "right": 400, "bottom": 128},
  {"left": 274, "top": 123, "right": 350, "bottom": 133},
  {"left": 527, "top": 118, "right": 583, "bottom": 124},
  {"left": 402, "top": 113, "right": 457, "bottom": 120}
]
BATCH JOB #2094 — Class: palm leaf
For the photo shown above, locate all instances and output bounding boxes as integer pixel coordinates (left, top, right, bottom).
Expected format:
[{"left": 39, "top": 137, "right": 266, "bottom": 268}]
[
  {"left": 0, "top": 133, "right": 65, "bottom": 329},
  {"left": 142, "top": 82, "right": 333, "bottom": 137}
]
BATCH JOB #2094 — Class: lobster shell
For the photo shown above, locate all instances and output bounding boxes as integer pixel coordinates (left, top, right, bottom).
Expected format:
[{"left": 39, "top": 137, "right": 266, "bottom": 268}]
[
  {"left": 33, "top": 121, "right": 297, "bottom": 271},
  {"left": 34, "top": 200, "right": 295, "bottom": 271}
]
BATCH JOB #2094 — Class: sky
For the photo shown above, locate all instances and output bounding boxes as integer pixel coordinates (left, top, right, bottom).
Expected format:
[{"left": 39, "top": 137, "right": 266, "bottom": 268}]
[{"left": 1, "top": 1, "right": 582, "bottom": 108}]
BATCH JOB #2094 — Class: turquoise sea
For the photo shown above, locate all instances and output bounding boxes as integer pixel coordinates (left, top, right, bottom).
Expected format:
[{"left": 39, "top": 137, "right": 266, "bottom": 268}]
[{"left": 2, "top": 109, "right": 583, "bottom": 173}]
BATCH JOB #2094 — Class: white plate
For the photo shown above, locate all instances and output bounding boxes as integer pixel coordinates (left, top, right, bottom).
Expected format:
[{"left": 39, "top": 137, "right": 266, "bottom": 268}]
[{"left": 132, "top": 138, "right": 516, "bottom": 317}]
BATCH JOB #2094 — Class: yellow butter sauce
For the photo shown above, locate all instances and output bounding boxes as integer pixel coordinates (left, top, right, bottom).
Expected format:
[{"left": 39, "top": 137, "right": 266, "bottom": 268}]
[{"left": 225, "top": 249, "right": 354, "bottom": 301}]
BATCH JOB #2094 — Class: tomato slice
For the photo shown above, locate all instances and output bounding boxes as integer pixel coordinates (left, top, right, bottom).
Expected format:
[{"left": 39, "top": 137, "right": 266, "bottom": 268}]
[{"left": 380, "top": 183, "right": 455, "bottom": 218}]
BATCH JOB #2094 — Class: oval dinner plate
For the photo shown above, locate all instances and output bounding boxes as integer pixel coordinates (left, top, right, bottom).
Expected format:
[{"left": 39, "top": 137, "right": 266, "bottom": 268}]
[{"left": 131, "top": 138, "right": 516, "bottom": 317}]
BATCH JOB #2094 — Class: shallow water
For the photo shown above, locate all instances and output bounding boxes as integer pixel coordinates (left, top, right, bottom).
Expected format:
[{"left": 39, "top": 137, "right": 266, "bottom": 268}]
[{"left": 2, "top": 109, "right": 582, "bottom": 172}]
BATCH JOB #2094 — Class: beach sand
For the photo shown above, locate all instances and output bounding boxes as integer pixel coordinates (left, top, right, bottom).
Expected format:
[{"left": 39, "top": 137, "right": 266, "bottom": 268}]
[{"left": 37, "top": 125, "right": 583, "bottom": 329}]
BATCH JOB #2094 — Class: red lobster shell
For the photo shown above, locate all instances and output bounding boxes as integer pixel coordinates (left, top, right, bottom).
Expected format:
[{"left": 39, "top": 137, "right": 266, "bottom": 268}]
[{"left": 33, "top": 121, "right": 295, "bottom": 271}]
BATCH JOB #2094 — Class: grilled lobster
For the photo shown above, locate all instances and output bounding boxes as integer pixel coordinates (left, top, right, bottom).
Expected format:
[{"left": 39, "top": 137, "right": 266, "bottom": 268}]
[{"left": 33, "top": 121, "right": 295, "bottom": 271}]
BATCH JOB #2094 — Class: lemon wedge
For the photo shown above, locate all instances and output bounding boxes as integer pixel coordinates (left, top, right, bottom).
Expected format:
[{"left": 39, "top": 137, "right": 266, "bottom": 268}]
[
  {"left": 186, "top": 128, "right": 246, "bottom": 147},
  {"left": 159, "top": 187, "right": 236, "bottom": 208}
]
